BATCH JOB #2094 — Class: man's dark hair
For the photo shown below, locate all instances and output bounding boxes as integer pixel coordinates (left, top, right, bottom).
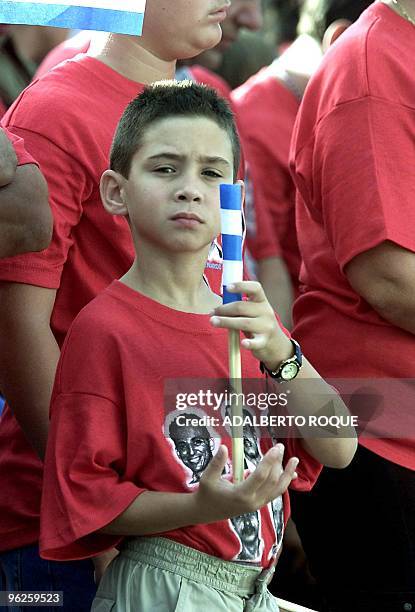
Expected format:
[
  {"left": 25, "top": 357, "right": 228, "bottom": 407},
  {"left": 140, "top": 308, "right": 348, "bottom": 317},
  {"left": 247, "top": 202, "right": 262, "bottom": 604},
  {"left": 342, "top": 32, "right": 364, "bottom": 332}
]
[
  {"left": 298, "top": 0, "right": 373, "bottom": 40},
  {"left": 110, "top": 80, "right": 240, "bottom": 179}
]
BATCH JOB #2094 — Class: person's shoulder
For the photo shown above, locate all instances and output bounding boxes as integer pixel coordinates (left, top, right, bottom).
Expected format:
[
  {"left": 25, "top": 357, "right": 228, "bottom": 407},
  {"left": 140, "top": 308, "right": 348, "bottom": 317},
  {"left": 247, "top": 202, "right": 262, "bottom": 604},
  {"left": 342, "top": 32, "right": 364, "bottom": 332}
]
[{"left": 190, "top": 65, "right": 232, "bottom": 101}]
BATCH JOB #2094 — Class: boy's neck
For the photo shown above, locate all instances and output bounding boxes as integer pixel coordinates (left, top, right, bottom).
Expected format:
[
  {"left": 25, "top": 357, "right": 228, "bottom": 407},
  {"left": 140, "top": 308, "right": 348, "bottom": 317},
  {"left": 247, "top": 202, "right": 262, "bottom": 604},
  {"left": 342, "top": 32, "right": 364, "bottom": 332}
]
[
  {"left": 87, "top": 33, "right": 176, "bottom": 84},
  {"left": 121, "top": 246, "right": 221, "bottom": 314}
]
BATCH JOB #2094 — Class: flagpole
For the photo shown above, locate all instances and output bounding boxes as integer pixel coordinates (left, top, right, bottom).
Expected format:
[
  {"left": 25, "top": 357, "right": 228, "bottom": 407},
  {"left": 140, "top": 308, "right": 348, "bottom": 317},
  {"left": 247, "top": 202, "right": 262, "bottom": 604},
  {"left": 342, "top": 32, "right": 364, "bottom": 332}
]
[{"left": 220, "top": 184, "right": 244, "bottom": 483}]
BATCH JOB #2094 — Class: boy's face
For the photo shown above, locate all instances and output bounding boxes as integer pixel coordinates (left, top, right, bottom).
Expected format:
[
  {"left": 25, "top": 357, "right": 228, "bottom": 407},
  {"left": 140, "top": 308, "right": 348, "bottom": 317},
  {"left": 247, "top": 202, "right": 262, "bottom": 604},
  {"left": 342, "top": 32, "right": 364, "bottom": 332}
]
[
  {"left": 142, "top": 0, "right": 232, "bottom": 60},
  {"left": 122, "top": 116, "right": 234, "bottom": 256}
]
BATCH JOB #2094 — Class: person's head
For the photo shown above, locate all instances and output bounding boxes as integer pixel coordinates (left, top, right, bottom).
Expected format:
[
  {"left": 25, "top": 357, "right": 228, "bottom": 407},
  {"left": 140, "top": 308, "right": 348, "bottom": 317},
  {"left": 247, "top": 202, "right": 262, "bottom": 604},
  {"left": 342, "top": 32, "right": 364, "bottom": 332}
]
[
  {"left": 196, "top": 0, "right": 263, "bottom": 70},
  {"left": 298, "top": 0, "right": 373, "bottom": 49},
  {"left": 140, "top": 0, "right": 232, "bottom": 61},
  {"left": 231, "top": 511, "right": 260, "bottom": 543},
  {"left": 101, "top": 80, "right": 241, "bottom": 258},
  {"left": 169, "top": 415, "right": 214, "bottom": 475}
]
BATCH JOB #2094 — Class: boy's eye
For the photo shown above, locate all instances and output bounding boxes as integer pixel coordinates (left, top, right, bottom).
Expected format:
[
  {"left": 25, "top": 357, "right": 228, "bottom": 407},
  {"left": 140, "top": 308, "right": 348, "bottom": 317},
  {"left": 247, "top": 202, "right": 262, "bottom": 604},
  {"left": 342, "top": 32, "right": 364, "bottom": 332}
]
[
  {"left": 154, "top": 166, "right": 176, "bottom": 174},
  {"left": 203, "top": 169, "right": 222, "bottom": 178}
]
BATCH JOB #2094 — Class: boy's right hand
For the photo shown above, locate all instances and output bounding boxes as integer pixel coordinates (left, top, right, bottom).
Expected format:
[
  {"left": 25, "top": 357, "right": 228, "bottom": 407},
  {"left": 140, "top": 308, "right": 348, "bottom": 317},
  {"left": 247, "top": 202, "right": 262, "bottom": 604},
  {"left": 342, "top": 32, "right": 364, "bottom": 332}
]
[{"left": 194, "top": 444, "right": 299, "bottom": 523}]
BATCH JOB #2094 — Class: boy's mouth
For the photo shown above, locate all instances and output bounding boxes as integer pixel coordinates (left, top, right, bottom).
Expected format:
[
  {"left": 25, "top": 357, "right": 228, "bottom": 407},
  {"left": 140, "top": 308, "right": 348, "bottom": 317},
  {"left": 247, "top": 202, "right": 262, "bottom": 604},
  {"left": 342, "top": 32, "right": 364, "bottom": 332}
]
[{"left": 170, "top": 212, "right": 204, "bottom": 227}]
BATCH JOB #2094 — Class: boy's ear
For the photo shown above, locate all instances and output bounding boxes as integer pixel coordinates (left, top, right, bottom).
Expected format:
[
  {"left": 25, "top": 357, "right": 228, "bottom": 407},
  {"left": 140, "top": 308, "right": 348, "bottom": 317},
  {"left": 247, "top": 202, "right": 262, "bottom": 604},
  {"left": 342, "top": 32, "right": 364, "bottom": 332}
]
[
  {"left": 235, "top": 179, "right": 246, "bottom": 208},
  {"left": 100, "top": 169, "right": 129, "bottom": 217}
]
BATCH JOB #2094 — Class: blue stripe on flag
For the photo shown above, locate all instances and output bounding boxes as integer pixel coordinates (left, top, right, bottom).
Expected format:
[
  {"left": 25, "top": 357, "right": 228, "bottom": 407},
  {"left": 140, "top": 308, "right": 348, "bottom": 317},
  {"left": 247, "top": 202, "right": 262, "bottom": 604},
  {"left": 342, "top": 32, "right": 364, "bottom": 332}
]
[
  {"left": 0, "top": 2, "right": 144, "bottom": 35},
  {"left": 223, "top": 287, "right": 242, "bottom": 304},
  {"left": 220, "top": 183, "right": 242, "bottom": 210},
  {"left": 221, "top": 234, "right": 243, "bottom": 261}
]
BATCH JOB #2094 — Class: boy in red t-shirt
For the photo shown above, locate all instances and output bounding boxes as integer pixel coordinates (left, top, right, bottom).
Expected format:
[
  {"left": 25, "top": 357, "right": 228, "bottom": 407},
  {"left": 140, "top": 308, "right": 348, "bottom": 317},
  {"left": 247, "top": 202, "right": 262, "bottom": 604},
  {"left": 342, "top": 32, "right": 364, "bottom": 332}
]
[
  {"left": 40, "top": 80, "right": 356, "bottom": 611},
  {"left": 0, "top": 2, "right": 236, "bottom": 609},
  {"left": 0, "top": 127, "right": 51, "bottom": 257}
]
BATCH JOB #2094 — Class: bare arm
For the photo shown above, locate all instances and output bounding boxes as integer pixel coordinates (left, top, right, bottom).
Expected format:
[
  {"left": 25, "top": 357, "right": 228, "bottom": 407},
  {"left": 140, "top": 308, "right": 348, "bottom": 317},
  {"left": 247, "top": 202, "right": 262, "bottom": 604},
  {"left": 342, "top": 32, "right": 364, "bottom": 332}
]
[
  {"left": 257, "top": 256, "right": 293, "bottom": 329},
  {"left": 0, "top": 129, "right": 17, "bottom": 186},
  {"left": 211, "top": 281, "right": 357, "bottom": 469},
  {"left": 0, "top": 283, "right": 59, "bottom": 458},
  {"left": 345, "top": 240, "right": 415, "bottom": 335},
  {"left": 100, "top": 445, "right": 298, "bottom": 536},
  {"left": 0, "top": 165, "right": 52, "bottom": 258}
]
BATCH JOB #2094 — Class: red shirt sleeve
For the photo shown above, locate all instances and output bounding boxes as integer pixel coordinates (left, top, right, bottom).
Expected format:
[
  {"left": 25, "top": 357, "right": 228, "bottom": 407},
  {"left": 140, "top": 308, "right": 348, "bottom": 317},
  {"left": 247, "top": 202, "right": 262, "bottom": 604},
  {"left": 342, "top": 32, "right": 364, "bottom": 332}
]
[
  {"left": 310, "top": 97, "right": 415, "bottom": 269},
  {"left": 1, "top": 126, "right": 38, "bottom": 167},
  {"left": 40, "top": 313, "right": 145, "bottom": 561}
]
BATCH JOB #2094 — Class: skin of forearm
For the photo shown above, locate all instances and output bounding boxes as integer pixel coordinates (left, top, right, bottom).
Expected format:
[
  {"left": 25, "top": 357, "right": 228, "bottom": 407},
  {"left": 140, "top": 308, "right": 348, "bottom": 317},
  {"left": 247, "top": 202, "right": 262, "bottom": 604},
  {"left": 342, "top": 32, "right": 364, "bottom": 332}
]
[
  {"left": 99, "top": 490, "right": 210, "bottom": 537},
  {"left": 0, "top": 165, "right": 52, "bottom": 258},
  {"left": 257, "top": 256, "right": 293, "bottom": 330},
  {"left": 0, "top": 286, "right": 59, "bottom": 459},
  {"left": 365, "top": 280, "right": 415, "bottom": 335},
  {"left": 265, "top": 345, "right": 357, "bottom": 468},
  {"left": 0, "top": 131, "right": 17, "bottom": 187}
]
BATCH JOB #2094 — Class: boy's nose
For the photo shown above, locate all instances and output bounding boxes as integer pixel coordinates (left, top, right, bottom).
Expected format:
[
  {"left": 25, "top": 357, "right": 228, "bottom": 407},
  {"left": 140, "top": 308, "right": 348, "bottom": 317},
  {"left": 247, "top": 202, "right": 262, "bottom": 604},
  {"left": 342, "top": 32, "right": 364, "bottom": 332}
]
[{"left": 174, "top": 187, "right": 202, "bottom": 203}]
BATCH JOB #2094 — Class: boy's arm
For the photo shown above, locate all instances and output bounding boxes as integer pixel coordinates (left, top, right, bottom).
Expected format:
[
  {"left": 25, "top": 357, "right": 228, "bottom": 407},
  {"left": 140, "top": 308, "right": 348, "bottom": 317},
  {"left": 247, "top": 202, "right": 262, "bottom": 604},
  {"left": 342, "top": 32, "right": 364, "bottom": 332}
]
[
  {"left": 99, "top": 445, "right": 298, "bottom": 537},
  {"left": 0, "top": 165, "right": 52, "bottom": 258},
  {"left": 0, "top": 282, "right": 59, "bottom": 458},
  {"left": 210, "top": 281, "right": 357, "bottom": 469}
]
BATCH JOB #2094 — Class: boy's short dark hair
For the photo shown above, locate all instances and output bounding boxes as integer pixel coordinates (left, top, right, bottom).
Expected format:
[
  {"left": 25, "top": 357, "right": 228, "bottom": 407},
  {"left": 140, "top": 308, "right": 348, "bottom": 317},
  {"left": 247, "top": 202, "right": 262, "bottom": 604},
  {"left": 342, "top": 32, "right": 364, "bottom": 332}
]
[
  {"left": 298, "top": 0, "right": 373, "bottom": 40},
  {"left": 110, "top": 80, "right": 240, "bottom": 179}
]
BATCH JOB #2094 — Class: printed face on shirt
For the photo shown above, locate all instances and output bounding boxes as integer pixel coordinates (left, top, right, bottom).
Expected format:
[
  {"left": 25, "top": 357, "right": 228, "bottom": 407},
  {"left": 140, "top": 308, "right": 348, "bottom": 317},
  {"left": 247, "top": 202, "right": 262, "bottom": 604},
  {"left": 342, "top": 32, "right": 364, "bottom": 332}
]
[
  {"left": 169, "top": 419, "right": 215, "bottom": 483},
  {"left": 230, "top": 510, "right": 262, "bottom": 561},
  {"left": 123, "top": 116, "right": 234, "bottom": 258},
  {"left": 142, "top": 0, "right": 232, "bottom": 60}
]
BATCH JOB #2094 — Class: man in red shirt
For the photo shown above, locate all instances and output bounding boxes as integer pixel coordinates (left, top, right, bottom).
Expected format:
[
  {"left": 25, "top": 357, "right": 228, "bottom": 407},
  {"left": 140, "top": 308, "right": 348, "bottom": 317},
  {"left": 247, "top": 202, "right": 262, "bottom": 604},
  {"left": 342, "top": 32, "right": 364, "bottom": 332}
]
[
  {"left": 0, "top": 127, "right": 51, "bottom": 257},
  {"left": 232, "top": 0, "right": 372, "bottom": 310},
  {"left": 0, "top": 2, "right": 234, "bottom": 609},
  {"left": 289, "top": 2, "right": 415, "bottom": 610}
]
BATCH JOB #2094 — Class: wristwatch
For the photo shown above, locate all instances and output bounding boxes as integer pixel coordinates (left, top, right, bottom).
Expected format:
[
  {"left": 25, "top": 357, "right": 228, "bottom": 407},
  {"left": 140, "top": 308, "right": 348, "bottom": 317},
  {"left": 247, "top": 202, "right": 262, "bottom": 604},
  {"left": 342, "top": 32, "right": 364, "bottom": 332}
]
[{"left": 260, "top": 338, "right": 303, "bottom": 382}]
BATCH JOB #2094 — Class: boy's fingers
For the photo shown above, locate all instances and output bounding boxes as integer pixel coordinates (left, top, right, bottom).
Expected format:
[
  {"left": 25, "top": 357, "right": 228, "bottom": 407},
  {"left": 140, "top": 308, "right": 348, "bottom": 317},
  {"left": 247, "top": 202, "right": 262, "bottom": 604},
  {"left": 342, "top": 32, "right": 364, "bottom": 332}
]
[
  {"left": 201, "top": 445, "right": 228, "bottom": 481},
  {"left": 272, "top": 457, "right": 299, "bottom": 496},
  {"left": 212, "top": 300, "right": 264, "bottom": 318},
  {"left": 242, "top": 446, "right": 281, "bottom": 493},
  {"left": 226, "top": 281, "right": 266, "bottom": 303},
  {"left": 241, "top": 335, "right": 268, "bottom": 350},
  {"left": 210, "top": 316, "right": 268, "bottom": 334}
]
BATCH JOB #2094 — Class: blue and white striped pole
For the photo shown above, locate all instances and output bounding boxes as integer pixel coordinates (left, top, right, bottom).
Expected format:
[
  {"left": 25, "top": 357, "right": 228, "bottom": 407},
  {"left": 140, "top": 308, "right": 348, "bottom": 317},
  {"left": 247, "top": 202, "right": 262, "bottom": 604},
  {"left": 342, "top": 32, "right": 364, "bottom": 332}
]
[
  {"left": 0, "top": 0, "right": 146, "bottom": 35},
  {"left": 220, "top": 183, "right": 245, "bottom": 483}
]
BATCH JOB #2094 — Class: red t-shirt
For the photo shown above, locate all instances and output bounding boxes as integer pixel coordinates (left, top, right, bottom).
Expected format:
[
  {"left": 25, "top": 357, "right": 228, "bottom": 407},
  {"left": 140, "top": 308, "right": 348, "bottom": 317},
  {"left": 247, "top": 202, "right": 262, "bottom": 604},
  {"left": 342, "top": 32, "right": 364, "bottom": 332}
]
[
  {"left": 289, "top": 3, "right": 415, "bottom": 470},
  {"left": 0, "top": 55, "right": 223, "bottom": 553},
  {"left": 2, "top": 127, "right": 37, "bottom": 166},
  {"left": 40, "top": 280, "right": 321, "bottom": 564},
  {"left": 232, "top": 63, "right": 301, "bottom": 284}
]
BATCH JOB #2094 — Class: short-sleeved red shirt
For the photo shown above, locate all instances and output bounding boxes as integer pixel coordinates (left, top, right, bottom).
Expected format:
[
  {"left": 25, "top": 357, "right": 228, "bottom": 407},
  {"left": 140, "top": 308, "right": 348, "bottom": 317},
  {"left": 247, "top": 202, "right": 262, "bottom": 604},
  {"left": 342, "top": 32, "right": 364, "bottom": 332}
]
[
  {"left": 232, "top": 63, "right": 301, "bottom": 283},
  {"left": 2, "top": 127, "right": 37, "bottom": 166},
  {"left": 40, "top": 280, "right": 321, "bottom": 563},
  {"left": 290, "top": 3, "right": 415, "bottom": 469}
]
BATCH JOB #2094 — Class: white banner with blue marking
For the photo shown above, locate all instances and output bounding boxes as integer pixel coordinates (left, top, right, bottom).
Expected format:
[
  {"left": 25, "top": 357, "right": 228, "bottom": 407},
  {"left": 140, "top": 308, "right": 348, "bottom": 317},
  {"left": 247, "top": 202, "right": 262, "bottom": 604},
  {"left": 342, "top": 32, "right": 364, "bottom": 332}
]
[
  {"left": 0, "top": 0, "right": 146, "bottom": 35},
  {"left": 220, "top": 184, "right": 245, "bottom": 304}
]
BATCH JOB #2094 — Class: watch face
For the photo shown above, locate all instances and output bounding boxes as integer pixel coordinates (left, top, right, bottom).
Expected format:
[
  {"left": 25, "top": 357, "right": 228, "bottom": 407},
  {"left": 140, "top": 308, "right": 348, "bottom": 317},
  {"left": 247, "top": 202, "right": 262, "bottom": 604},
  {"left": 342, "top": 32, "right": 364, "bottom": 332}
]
[{"left": 281, "top": 362, "right": 299, "bottom": 380}]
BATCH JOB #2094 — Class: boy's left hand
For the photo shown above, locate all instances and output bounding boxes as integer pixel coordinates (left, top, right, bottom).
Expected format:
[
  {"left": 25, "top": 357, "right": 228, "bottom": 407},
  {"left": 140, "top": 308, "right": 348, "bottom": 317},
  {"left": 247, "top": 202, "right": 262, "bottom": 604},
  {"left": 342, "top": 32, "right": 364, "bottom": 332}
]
[{"left": 210, "top": 281, "right": 293, "bottom": 370}]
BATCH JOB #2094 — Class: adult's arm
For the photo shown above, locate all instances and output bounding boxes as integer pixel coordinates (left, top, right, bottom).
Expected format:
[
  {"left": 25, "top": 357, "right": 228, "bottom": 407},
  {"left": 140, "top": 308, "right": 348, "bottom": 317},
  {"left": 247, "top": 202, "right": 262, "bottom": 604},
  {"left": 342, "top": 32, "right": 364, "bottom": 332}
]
[
  {"left": 0, "top": 283, "right": 59, "bottom": 458},
  {"left": 257, "top": 255, "right": 293, "bottom": 329},
  {"left": 345, "top": 240, "right": 415, "bottom": 335},
  {"left": 0, "top": 164, "right": 52, "bottom": 257},
  {"left": 0, "top": 128, "right": 17, "bottom": 186}
]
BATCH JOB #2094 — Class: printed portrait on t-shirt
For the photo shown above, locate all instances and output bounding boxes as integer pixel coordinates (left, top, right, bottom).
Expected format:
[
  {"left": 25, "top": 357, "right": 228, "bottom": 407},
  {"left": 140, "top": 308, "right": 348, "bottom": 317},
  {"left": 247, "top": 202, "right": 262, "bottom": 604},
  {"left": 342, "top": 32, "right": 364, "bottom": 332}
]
[
  {"left": 222, "top": 404, "right": 263, "bottom": 472},
  {"left": 230, "top": 510, "right": 263, "bottom": 562},
  {"left": 168, "top": 411, "right": 216, "bottom": 486},
  {"left": 269, "top": 494, "right": 284, "bottom": 557}
]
